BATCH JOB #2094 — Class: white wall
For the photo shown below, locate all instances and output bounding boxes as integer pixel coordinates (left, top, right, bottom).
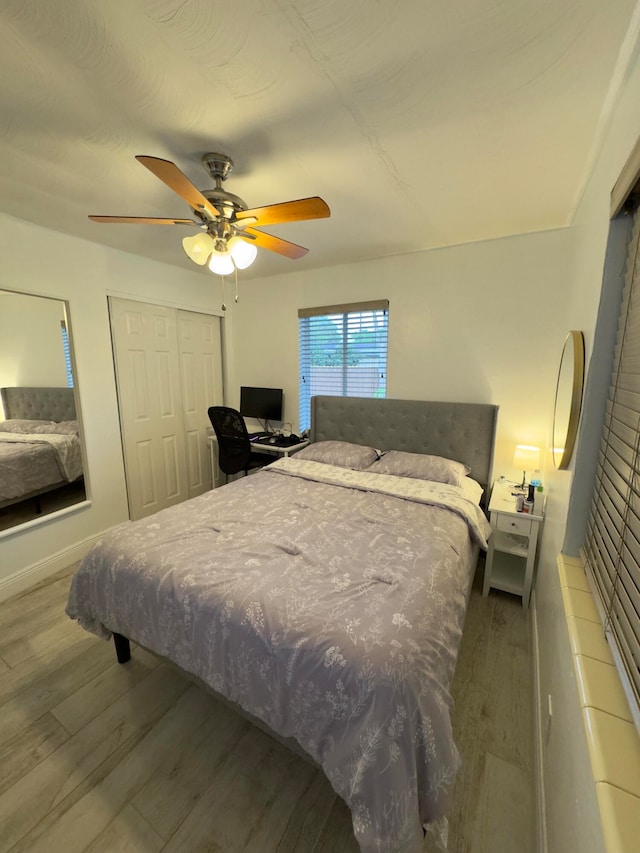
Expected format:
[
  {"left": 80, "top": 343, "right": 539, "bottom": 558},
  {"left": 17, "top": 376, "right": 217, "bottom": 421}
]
[
  {"left": 0, "top": 212, "right": 221, "bottom": 587},
  {"left": 228, "top": 226, "right": 576, "bottom": 479},
  {"left": 532, "top": 35, "right": 640, "bottom": 853}
]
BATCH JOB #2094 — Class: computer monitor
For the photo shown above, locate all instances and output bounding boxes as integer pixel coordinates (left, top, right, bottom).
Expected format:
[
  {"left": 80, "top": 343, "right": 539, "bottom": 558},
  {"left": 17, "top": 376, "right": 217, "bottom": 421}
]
[{"left": 239, "top": 386, "right": 283, "bottom": 422}]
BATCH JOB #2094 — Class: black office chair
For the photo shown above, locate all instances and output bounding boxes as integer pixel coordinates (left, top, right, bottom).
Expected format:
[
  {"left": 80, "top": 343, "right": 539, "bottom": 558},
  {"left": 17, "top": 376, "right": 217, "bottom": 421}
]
[{"left": 207, "top": 406, "right": 271, "bottom": 480}]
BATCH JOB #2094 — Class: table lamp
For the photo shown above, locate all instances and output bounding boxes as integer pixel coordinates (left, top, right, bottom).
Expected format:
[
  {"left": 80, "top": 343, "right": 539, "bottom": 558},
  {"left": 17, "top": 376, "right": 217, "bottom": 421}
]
[{"left": 513, "top": 444, "right": 540, "bottom": 489}]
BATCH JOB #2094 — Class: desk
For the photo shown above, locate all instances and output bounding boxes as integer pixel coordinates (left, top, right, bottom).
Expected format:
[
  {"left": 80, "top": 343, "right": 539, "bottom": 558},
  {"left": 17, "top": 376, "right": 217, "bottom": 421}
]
[
  {"left": 208, "top": 436, "right": 309, "bottom": 488},
  {"left": 251, "top": 438, "right": 310, "bottom": 457}
]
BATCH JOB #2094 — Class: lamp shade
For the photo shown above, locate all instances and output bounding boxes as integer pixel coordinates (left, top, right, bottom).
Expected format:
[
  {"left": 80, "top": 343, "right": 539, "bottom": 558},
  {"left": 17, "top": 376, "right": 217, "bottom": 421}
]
[
  {"left": 513, "top": 444, "right": 540, "bottom": 471},
  {"left": 228, "top": 236, "right": 257, "bottom": 270},
  {"left": 182, "top": 232, "right": 215, "bottom": 265},
  {"left": 208, "top": 249, "right": 234, "bottom": 276}
]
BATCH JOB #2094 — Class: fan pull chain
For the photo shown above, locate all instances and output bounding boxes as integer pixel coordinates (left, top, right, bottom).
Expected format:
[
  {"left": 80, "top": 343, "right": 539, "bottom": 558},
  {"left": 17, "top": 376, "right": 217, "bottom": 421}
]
[
  {"left": 234, "top": 266, "right": 239, "bottom": 303},
  {"left": 221, "top": 275, "right": 226, "bottom": 311}
]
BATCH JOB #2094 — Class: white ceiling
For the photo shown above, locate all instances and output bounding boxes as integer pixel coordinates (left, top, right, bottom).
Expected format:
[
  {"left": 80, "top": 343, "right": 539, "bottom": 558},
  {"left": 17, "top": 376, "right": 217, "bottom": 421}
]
[{"left": 1, "top": 0, "right": 638, "bottom": 280}]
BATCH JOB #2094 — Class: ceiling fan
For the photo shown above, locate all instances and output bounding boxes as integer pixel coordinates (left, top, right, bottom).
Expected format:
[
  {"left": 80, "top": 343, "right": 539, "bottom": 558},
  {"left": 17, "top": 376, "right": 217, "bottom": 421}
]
[{"left": 89, "top": 153, "right": 330, "bottom": 275}]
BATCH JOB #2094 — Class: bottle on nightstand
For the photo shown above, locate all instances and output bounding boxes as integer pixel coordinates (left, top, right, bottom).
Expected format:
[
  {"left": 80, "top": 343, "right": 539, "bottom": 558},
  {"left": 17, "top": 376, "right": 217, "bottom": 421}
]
[{"left": 534, "top": 484, "right": 545, "bottom": 516}]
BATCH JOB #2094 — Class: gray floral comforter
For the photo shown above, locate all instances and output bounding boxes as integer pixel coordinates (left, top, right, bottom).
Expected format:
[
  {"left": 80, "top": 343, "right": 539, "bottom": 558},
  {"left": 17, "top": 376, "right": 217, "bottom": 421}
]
[{"left": 66, "top": 458, "right": 491, "bottom": 853}]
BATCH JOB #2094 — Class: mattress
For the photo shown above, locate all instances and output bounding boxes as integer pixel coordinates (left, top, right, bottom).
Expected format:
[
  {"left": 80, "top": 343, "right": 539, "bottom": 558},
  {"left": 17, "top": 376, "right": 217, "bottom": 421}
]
[{"left": 66, "top": 457, "right": 491, "bottom": 853}]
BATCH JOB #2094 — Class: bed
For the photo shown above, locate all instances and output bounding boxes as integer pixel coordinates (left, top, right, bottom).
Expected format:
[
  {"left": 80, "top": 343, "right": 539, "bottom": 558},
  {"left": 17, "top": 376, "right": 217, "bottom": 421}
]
[
  {"left": 66, "top": 396, "right": 498, "bottom": 852},
  {"left": 0, "top": 386, "right": 83, "bottom": 510}
]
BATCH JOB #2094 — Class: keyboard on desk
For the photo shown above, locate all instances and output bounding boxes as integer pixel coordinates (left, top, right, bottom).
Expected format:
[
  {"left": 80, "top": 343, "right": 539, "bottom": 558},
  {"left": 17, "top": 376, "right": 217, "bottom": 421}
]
[
  {"left": 252, "top": 434, "right": 300, "bottom": 447},
  {"left": 249, "top": 431, "right": 272, "bottom": 441}
]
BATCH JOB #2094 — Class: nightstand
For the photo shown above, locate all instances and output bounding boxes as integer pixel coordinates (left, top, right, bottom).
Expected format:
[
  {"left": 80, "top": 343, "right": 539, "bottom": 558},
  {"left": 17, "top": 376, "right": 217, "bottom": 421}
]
[{"left": 482, "top": 480, "right": 545, "bottom": 608}]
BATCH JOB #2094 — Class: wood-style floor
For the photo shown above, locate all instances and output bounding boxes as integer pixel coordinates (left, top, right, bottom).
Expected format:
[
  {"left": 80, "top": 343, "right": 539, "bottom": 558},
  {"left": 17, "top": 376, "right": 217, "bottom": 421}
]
[{"left": 0, "top": 559, "right": 533, "bottom": 853}]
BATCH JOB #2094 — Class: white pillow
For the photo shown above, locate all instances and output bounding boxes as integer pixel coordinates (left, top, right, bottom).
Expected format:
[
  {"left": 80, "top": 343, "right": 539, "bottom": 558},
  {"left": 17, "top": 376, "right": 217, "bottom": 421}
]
[
  {"left": 365, "top": 450, "right": 471, "bottom": 487},
  {"left": 295, "top": 440, "right": 381, "bottom": 470},
  {"left": 459, "top": 477, "right": 484, "bottom": 505}
]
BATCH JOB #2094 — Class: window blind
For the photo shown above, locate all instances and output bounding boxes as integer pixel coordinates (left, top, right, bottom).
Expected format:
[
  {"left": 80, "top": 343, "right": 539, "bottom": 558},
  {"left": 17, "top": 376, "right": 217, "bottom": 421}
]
[
  {"left": 60, "top": 320, "right": 74, "bottom": 388},
  {"left": 298, "top": 301, "right": 389, "bottom": 432},
  {"left": 584, "top": 207, "right": 640, "bottom": 723}
]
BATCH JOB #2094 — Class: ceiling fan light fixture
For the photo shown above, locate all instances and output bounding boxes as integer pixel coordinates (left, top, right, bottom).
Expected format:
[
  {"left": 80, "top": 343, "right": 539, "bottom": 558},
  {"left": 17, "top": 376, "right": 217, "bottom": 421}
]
[
  {"left": 182, "top": 232, "right": 214, "bottom": 265},
  {"left": 228, "top": 236, "right": 258, "bottom": 270},
  {"left": 208, "top": 247, "right": 235, "bottom": 276},
  {"left": 90, "top": 152, "right": 330, "bottom": 273}
]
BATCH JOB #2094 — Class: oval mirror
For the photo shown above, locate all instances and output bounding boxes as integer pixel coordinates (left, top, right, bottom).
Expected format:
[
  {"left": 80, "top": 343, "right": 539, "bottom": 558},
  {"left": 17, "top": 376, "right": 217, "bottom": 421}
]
[{"left": 552, "top": 330, "right": 585, "bottom": 470}]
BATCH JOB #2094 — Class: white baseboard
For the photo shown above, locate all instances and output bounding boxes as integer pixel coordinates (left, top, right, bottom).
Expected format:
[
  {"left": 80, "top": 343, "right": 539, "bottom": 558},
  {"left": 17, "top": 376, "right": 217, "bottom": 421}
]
[
  {"left": 531, "top": 589, "right": 548, "bottom": 853},
  {"left": 0, "top": 532, "right": 103, "bottom": 603}
]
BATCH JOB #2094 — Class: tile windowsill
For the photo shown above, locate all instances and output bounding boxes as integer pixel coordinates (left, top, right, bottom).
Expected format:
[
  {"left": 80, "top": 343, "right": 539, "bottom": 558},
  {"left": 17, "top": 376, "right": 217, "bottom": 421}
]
[{"left": 558, "top": 554, "right": 640, "bottom": 853}]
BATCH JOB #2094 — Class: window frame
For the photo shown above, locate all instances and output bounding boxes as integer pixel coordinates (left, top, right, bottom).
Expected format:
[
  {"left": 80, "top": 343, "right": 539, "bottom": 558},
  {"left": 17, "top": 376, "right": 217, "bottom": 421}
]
[{"left": 298, "top": 300, "right": 389, "bottom": 432}]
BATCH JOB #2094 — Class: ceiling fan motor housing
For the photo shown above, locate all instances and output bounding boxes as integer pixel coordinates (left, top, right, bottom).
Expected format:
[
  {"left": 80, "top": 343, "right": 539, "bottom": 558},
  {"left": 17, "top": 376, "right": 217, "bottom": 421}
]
[
  {"left": 200, "top": 153, "right": 248, "bottom": 220},
  {"left": 202, "top": 152, "right": 234, "bottom": 182},
  {"left": 201, "top": 188, "right": 248, "bottom": 219}
]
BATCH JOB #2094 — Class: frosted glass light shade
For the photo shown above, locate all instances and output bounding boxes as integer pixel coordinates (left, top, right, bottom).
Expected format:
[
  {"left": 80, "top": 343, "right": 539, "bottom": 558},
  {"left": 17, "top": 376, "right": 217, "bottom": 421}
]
[
  {"left": 208, "top": 249, "right": 234, "bottom": 276},
  {"left": 182, "top": 232, "right": 214, "bottom": 265},
  {"left": 228, "top": 236, "right": 257, "bottom": 270}
]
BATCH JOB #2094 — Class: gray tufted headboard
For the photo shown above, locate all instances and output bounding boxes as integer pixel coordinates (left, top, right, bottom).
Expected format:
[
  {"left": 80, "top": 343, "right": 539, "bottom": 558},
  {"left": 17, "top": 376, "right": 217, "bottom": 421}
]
[
  {"left": 310, "top": 396, "right": 498, "bottom": 495},
  {"left": 1, "top": 386, "right": 76, "bottom": 422}
]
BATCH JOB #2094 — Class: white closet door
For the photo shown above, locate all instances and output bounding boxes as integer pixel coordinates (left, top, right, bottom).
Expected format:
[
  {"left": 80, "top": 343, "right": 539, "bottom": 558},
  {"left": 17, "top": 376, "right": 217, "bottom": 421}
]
[
  {"left": 110, "top": 298, "right": 188, "bottom": 520},
  {"left": 177, "top": 309, "right": 223, "bottom": 497}
]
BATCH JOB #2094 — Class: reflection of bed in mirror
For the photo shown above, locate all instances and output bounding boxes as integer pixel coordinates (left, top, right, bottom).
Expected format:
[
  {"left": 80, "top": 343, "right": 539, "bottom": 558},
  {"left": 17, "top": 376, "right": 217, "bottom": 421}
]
[{"left": 0, "top": 387, "right": 85, "bottom": 522}]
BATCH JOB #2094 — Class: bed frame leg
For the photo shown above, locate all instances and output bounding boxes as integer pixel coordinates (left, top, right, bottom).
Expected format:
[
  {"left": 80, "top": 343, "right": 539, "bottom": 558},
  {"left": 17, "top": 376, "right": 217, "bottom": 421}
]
[{"left": 113, "top": 632, "right": 131, "bottom": 664}]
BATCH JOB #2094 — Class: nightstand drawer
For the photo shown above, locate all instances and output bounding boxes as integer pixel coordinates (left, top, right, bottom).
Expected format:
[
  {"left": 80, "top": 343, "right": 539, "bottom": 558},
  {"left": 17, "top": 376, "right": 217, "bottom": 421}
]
[{"left": 496, "top": 514, "right": 532, "bottom": 536}]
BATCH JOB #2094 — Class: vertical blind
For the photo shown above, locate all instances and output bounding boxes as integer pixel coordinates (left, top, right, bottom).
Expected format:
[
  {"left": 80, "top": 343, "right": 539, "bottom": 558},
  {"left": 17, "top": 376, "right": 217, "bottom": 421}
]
[
  {"left": 584, "top": 206, "right": 640, "bottom": 721},
  {"left": 298, "top": 300, "right": 389, "bottom": 432}
]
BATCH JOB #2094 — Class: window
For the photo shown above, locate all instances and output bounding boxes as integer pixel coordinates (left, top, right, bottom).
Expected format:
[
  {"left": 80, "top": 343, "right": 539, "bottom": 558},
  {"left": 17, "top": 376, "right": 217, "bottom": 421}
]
[
  {"left": 298, "top": 300, "right": 389, "bottom": 432},
  {"left": 60, "top": 320, "right": 74, "bottom": 388},
  {"left": 583, "top": 204, "right": 640, "bottom": 728}
]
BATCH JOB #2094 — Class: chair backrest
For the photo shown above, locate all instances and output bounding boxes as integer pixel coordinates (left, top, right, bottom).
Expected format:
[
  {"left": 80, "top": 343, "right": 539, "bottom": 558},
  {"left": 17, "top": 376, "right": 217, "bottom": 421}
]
[{"left": 207, "top": 406, "right": 252, "bottom": 475}]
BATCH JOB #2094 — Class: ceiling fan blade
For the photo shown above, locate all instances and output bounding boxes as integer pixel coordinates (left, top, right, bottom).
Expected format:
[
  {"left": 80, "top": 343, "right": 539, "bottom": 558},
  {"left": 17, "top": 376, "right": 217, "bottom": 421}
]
[
  {"left": 243, "top": 228, "right": 308, "bottom": 259},
  {"left": 236, "top": 197, "right": 330, "bottom": 227},
  {"left": 89, "top": 215, "right": 197, "bottom": 225},
  {"left": 135, "top": 155, "right": 221, "bottom": 219}
]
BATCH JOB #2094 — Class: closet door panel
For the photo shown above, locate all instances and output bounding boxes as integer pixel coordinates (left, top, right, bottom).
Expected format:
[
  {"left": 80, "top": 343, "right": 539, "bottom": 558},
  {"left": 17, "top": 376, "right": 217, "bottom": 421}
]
[
  {"left": 110, "top": 298, "right": 188, "bottom": 519},
  {"left": 181, "top": 352, "right": 197, "bottom": 413},
  {"left": 156, "top": 350, "right": 177, "bottom": 418},
  {"left": 162, "top": 434, "right": 182, "bottom": 498},
  {"left": 136, "top": 441, "right": 157, "bottom": 509},
  {"left": 130, "top": 349, "right": 151, "bottom": 420},
  {"left": 177, "top": 311, "right": 223, "bottom": 498},
  {"left": 185, "top": 428, "right": 202, "bottom": 490}
]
